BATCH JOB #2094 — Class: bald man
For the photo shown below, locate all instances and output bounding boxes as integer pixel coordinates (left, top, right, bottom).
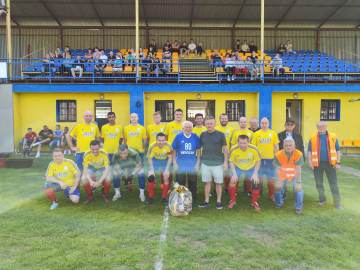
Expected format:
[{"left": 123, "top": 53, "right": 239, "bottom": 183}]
[
  {"left": 251, "top": 117, "right": 279, "bottom": 201},
  {"left": 308, "top": 121, "right": 342, "bottom": 209},
  {"left": 249, "top": 117, "right": 260, "bottom": 133},
  {"left": 67, "top": 110, "right": 100, "bottom": 170}
]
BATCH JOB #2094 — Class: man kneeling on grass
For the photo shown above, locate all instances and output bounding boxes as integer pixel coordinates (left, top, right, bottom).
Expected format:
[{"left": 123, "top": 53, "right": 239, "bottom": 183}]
[
  {"left": 44, "top": 148, "right": 81, "bottom": 210},
  {"left": 82, "top": 140, "right": 111, "bottom": 204},
  {"left": 274, "top": 137, "right": 304, "bottom": 215}
]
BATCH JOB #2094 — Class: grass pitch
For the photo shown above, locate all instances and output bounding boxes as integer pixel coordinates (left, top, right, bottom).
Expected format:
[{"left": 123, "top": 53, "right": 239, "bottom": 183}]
[{"left": 0, "top": 156, "right": 360, "bottom": 270}]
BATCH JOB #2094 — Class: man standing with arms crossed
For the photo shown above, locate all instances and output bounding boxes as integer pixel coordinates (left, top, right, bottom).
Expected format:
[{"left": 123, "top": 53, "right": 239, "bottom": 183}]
[
  {"left": 251, "top": 117, "right": 279, "bottom": 201},
  {"left": 308, "top": 121, "right": 342, "bottom": 209},
  {"left": 198, "top": 116, "right": 228, "bottom": 210},
  {"left": 67, "top": 111, "right": 101, "bottom": 170}
]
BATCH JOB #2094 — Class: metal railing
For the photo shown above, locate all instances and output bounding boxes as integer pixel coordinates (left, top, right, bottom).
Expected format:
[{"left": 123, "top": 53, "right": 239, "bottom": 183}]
[{"left": 0, "top": 58, "right": 359, "bottom": 84}]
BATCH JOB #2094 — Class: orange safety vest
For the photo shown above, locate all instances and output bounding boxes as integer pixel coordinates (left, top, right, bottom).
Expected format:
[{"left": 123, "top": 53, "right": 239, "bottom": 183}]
[
  {"left": 276, "top": 149, "right": 303, "bottom": 181},
  {"left": 310, "top": 132, "right": 337, "bottom": 167}
]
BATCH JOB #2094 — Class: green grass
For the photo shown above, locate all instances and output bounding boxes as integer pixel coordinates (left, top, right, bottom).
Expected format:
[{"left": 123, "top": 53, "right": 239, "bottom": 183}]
[
  {"left": 341, "top": 156, "right": 360, "bottom": 170},
  {"left": 1, "top": 157, "right": 360, "bottom": 270}
]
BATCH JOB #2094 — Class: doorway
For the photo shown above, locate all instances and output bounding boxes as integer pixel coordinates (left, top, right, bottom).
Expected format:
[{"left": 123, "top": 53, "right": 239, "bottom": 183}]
[
  {"left": 286, "top": 99, "right": 302, "bottom": 134},
  {"left": 186, "top": 100, "right": 215, "bottom": 122},
  {"left": 94, "top": 100, "right": 112, "bottom": 129}
]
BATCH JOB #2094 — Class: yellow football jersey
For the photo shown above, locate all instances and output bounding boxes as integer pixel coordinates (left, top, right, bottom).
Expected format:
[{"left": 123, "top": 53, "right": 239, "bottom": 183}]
[
  {"left": 46, "top": 159, "right": 79, "bottom": 187},
  {"left": 229, "top": 145, "right": 261, "bottom": 171},
  {"left": 216, "top": 125, "right": 235, "bottom": 148},
  {"left": 251, "top": 129, "right": 280, "bottom": 159},
  {"left": 83, "top": 150, "right": 109, "bottom": 170},
  {"left": 231, "top": 129, "right": 254, "bottom": 147},
  {"left": 101, "top": 124, "right": 123, "bottom": 154},
  {"left": 164, "top": 121, "right": 183, "bottom": 144},
  {"left": 147, "top": 123, "right": 166, "bottom": 145},
  {"left": 193, "top": 126, "right": 207, "bottom": 137},
  {"left": 70, "top": 123, "right": 100, "bottom": 153},
  {"left": 124, "top": 124, "right": 147, "bottom": 153},
  {"left": 148, "top": 142, "right": 172, "bottom": 160}
]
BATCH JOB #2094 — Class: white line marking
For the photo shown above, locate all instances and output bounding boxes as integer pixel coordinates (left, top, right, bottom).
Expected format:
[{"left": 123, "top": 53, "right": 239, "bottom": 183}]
[{"left": 154, "top": 207, "right": 170, "bottom": 270}]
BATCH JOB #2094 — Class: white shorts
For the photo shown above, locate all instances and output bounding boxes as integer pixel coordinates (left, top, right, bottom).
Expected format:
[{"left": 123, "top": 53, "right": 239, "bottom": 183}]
[{"left": 201, "top": 163, "right": 224, "bottom": 184}]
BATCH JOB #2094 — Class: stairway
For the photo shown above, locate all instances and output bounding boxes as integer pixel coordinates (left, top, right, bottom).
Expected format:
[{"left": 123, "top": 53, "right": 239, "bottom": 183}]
[{"left": 179, "top": 58, "right": 217, "bottom": 82}]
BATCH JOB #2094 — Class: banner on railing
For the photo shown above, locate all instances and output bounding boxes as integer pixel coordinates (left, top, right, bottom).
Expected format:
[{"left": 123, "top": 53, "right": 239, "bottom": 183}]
[{"left": 0, "top": 62, "right": 7, "bottom": 79}]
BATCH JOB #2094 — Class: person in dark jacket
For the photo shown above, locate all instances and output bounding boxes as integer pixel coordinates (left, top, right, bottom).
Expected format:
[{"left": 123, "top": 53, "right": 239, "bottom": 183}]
[{"left": 278, "top": 118, "right": 305, "bottom": 160}]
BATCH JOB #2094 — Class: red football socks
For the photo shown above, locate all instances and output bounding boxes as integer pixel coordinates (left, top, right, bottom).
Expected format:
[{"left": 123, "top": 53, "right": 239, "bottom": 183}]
[
  {"left": 162, "top": 183, "right": 169, "bottom": 199},
  {"left": 103, "top": 181, "right": 111, "bottom": 196},
  {"left": 268, "top": 180, "right": 275, "bottom": 199},
  {"left": 44, "top": 189, "right": 57, "bottom": 202},
  {"left": 83, "top": 182, "right": 93, "bottom": 199},
  {"left": 147, "top": 181, "right": 156, "bottom": 199},
  {"left": 228, "top": 186, "right": 237, "bottom": 203}
]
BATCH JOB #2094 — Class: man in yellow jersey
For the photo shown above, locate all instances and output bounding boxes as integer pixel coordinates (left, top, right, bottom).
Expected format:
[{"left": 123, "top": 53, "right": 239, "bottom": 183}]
[
  {"left": 230, "top": 116, "right": 254, "bottom": 194},
  {"left": 192, "top": 113, "right": 207, "bottom": 137},
  {"left": 82, "top": 140, "right": 111, "bottom": 204},
  {"left": 215, "top": 113, "right": 234, "bottom": 191},
  {"left": 67, "top": 110, "right": 100, "bottom": 170},
  {"left": 249, "top": 117, "right": 260, "bottom": 133},
  {"left": 165, "top": 108, "right": 183, "bottom": 144},
  {"left": 124, "top": 113, "right": 147, "bottom": 160},
  {"left": 251, "top": 117, "right": 279, "bottom": 201},
  {"left": 101, "top": 112, "right": 123, "bottom": 163},
  {"left": 147, "top": 132, "right": 172, "bottom": 204},
  {"left": 147, "top": 111, "right": 166, "bottom": 145},
  {"left": 44, "top": 148, "right": 81, "bottom": 210},
  {"left": 228, "top": 135, "right": 261, "bottom": 211}
]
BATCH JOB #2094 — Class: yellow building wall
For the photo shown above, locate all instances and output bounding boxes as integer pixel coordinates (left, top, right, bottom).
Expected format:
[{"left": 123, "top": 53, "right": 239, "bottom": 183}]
[
  {"left": 144, "top": 92, "right": 258, "bottom": 128},
  {"left": 272, "top": 92, "right": 360, "bottom": 145},
  {"left": 13, "top": 93, "right": 130, "bottom": 143}
]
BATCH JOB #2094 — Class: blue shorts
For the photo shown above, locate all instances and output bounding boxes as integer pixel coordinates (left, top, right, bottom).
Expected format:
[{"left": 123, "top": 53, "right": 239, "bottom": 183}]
[
  {"left": 152, "top": 159, "right": 168, "bottom": 172},
  {"left": 108, "top": 154, "right": 115, "bottom": 165},
  {"left": 75, "top": 153, "right": 85, "bottom": 171},
  {"left": 44, "top": 182, "right": 80, "bottom": 197},
  {"left": 235, "top": 167, "right": 255, "bottom": 179},
  {"left": 259, "top": 159, "right": 275, "bottom": 179}
]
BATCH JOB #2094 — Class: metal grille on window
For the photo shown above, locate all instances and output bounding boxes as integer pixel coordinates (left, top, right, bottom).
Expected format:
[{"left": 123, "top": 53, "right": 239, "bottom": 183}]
[
  {"left": 226, "top": 100, "right": 245, "bottom": 121},
  {"left": 320, "top": 100, "right": 339, "bottom": 121},
  {"left": 57, "top": 100, "right": 77, "bottom": 122},
  {"left": 155, "top": 100, "right": 174, "bottom": 122}
]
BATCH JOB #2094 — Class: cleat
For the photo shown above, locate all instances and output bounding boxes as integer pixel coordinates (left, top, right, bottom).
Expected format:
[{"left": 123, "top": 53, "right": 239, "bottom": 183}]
[
  {"left": 198, "top": 202, "right": 210, "bottom": 208},
  {"left": 216, "top": 202, "right": 223, "bottom": 210},
  {"left": 102, "top": 193, "right": 110, "bottom": 204},
  {"left": 84, "top": 197, "right": 94, "bottom": 205},
  {"left": 228, "top": 200, "right": 236, "bottom": 209},
  {"left": 335, "top": 204, "right": 344, "bottom": 210},
  {"left": 49, "top": 202, "right": 58, "bottom": 210},
  {"left": 252, "top": 202, "right": 261, "bottom": 212},
  {"left": 112, "top": 193, "right": 122, "bottom": 202},
  {"left": 319, "top": 200, "right": 326, "bottom": 206},
  {"left": 139, "top": 192, "right": 146, "bottom": 202},
  {"left": 146, "top": 198, "right": 154, "bottom": 205}
]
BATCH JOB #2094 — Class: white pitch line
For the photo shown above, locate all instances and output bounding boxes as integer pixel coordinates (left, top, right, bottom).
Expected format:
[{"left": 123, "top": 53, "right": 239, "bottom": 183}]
[{"left": 154, "top": 206, "right": 170, "bottom": 270}]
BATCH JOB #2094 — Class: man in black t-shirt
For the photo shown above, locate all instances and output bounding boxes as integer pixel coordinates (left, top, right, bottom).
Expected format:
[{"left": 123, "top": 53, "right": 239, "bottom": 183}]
[
  {"left": 198, "top": 116, "right": 228, "bottom": 210},
  {"left": 32, "top": 125, "right": 54, "bottom": 158}
]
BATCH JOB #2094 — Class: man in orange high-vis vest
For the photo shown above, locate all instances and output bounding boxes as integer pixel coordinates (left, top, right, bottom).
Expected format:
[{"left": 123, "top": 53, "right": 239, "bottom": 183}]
[
  {"left": 307, "top": 121, "right": 342, "bottom": 209},
  {"left": 274, "top": 138, "right": 304, "bottom": 215}
]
